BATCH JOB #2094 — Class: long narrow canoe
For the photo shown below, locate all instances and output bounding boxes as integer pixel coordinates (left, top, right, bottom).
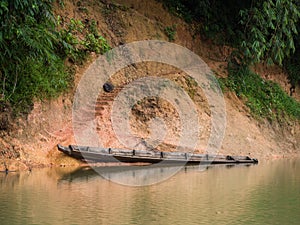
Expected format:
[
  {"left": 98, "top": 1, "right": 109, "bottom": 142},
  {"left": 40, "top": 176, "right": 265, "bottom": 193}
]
[{"left": 57, "top": 144, "right": 258, "bottom": 165}]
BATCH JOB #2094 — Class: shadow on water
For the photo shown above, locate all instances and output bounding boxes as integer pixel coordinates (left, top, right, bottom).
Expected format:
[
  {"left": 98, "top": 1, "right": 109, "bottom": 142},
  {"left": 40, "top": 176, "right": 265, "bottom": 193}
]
[{"left": 58, "top": 163, "right": 256, "bottom": 184}]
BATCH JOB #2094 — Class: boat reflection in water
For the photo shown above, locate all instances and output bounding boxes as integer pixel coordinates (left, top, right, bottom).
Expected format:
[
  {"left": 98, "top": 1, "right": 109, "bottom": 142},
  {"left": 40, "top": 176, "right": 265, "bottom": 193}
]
[{"left": 59, "top": 163, "right": 256, "bottom": 186}]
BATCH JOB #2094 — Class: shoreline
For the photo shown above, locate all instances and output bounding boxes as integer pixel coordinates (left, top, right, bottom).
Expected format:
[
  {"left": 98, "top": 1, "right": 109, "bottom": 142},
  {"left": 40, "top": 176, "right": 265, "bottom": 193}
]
[{"left": 1, "top": 151, "right": 299, "bottom": 173}]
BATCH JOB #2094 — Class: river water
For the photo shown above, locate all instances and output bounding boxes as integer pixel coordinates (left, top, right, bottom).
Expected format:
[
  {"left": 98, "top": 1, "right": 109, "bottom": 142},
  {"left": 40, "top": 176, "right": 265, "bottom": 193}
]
[{"left": 0, "top": 159, "right": 299, "bottom": 225}]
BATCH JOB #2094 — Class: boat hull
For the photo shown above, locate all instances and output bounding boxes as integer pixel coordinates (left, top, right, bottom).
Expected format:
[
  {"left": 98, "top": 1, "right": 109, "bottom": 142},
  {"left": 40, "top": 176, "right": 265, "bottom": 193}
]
[{"left": 57, "top": 144, "right": 258, "bottom": 165}]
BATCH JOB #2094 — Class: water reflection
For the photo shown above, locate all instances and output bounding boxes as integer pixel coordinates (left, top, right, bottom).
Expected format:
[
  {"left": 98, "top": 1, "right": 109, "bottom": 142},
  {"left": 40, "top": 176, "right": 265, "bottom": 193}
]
[
  {"left": 0, "top": 160, "right": 299, "bottom": 225},
  {"left": 58, "top": 164, "right": 254, "bottom": 185}
]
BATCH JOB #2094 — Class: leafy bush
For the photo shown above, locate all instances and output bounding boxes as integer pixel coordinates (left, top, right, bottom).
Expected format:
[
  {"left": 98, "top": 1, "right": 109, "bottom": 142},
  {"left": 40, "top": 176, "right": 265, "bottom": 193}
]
[
  {"left": 240, "top": 0, "right": 300, "bottom": 65},
  {"left": 160, "top": 0, "right": 193, "bottom": 23},
  {"left": 0, "top": 0, "right": 65, "bottom": 114},
  {"left": 83, "top": 19, "right": 110, "bottom": 54},
  {"left": 0, "top": 0, "right": 110, "bottom": 115},
  {"left": 160, "top": 0, "right": 251, "bottom": 45},
  {"left": 220, "top": 66, "right": 300, "bottom": 121},
  {"left": 284, "top": 59, "right": 300, "bottom": 89},
  {"left": 10, "top": 57, "right": 70, "bottom": 114},
  {"left": 161, "top": 0, "right": 300, "bottom": 66},
  {"left": 57, "top": 18, "right": 110, "bottom": 63},
  {"left": 164, "top": 25, "right": 177, "bottom": 41}
]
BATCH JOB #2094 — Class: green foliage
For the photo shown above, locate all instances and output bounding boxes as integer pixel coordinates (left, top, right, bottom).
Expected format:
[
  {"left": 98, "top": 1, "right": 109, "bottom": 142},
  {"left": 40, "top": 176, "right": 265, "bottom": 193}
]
[
  {"left": 10, "top": 57, "right": 70, "bottom": 114},
  {"left": 285, "top": 60, "right": 300, "bottom": 87},
  {"left": 160, "top": 0, "right": 251, "bottom": 45},
  {"left": 161, "top": 0, "right": 300, "bottom": 122},
  {"left": 160, "top": 0, "right": 193, "bottom": 23},
  {"left": 164, "top": 25, "right": 177, "bottom": 41},
  {"left": 161, "top": 0, "right": 300, "bottom": 66},
  {"left": 221, "top": 66, "right": 300, "bottom": 121},
  {"left": 240, "top": 0, "right": 300, "bottom": 65},
  {"left": 0, "top": 0, "right": 110, "bottom": 115},
  {"left": 283, "top": 15, "right": 300, "bottom": 87},
  {"left": 0, "top": 0, "right": 64, "bottom": 113},
  {"left": 83, "top": 19, "right": 110, "bottom": 54},
  {"left": 57, "top": 18, "right": 110, "bottom": 63}
]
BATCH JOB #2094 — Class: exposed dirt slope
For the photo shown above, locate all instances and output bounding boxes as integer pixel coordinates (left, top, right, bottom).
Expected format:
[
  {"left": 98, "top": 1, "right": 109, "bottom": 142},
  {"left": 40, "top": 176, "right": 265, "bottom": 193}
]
[{"left": 1, "top": 0, "right": 299, "bottom": 171}]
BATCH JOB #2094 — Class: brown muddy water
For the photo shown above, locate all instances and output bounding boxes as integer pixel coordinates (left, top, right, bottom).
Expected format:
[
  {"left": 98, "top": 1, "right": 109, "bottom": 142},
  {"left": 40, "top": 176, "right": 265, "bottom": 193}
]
[{"left": 0, "top": 159, "right": 299, "bottom": 225}]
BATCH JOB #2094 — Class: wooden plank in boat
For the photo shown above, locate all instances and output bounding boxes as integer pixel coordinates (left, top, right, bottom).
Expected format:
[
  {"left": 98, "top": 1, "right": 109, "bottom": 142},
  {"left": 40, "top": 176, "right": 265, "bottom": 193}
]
[
  {"left": 133, "top": 150, "right": 156, "bottom": 157},
  {"left": 88, "top": 147, "right": 110, "bottom": 154},
  {"left": 162, "top": 152, "right": 188, "bottom": 160},
  {"left": 110, "top": 148, "right": 134, "bottom": 156}
]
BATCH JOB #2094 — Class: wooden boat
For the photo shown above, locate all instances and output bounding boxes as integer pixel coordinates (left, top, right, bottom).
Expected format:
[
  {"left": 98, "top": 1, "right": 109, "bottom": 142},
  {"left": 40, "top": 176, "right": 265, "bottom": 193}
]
[{"left": 57, "top": 144, "right": 258, "bottom": 165}]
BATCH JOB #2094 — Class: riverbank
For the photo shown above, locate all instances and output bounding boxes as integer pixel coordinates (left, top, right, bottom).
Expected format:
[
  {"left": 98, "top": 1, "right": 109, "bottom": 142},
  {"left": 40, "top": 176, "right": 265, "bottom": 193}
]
[{"left": 0, "top": 0, "right": 299, "bottom": 171}]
